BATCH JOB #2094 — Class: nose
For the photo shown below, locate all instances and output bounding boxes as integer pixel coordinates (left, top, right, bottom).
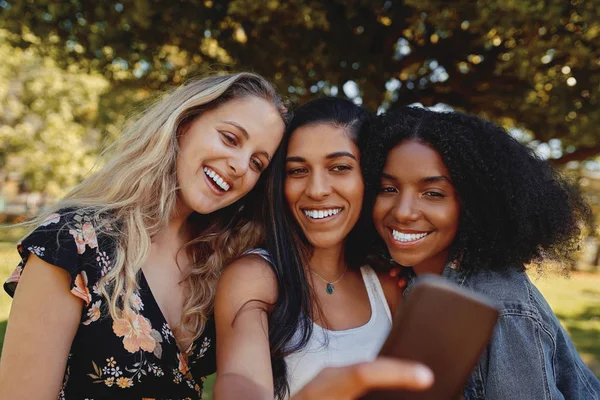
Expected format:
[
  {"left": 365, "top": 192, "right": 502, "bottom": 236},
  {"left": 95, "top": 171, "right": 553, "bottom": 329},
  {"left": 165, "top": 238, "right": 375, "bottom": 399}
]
[
  {"left": 391, "top": 192, "right": 420, "bottom": 222},
  {"left": 306, "top": 170, "right": 331, "bottom": 200},
  {"left": 227, "top": 154, "right": 249, "bottom": 178}
]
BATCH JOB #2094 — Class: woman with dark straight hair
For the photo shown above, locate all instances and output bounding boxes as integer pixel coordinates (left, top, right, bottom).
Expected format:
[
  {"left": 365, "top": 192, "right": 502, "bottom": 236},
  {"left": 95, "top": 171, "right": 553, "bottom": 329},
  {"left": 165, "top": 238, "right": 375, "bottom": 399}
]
[{"left": 214, "top": 98, "right": 433, "bottom": 399}]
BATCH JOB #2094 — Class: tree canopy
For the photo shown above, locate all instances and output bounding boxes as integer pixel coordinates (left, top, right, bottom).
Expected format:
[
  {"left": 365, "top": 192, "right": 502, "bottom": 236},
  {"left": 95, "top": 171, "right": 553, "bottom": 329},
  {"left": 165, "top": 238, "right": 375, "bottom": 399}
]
[
  {"left": 0, "top": 0, "right": 598, "bottom": 179},
  {"left": 0, "top": 29, "right": 110, "bottom": 195}
]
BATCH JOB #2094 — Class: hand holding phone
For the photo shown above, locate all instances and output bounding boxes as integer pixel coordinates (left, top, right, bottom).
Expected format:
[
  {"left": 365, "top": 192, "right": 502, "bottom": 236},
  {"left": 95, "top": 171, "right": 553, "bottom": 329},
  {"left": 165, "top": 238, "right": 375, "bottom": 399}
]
[{"left": 361, "top": 274, "right": 499, "bottom": 400}]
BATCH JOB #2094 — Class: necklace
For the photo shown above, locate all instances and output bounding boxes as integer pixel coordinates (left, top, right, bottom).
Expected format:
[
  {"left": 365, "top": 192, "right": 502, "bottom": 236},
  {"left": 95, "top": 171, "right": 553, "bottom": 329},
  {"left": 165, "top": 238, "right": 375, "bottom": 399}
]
[{"left": 310, "top": 265, "right": 348, "bottom": 295}]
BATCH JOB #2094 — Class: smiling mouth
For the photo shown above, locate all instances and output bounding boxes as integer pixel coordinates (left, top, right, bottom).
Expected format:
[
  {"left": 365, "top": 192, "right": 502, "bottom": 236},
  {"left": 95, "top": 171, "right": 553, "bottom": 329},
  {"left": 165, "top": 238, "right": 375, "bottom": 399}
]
[
  {"left": 391, "top": 229, "right": 431, "bottom": 243},
  {"left": 203, "top": 167, "right": 230, "bottom": 192},
  {"left": 302, "top": 208, "right": 343, "bottom": 220}
]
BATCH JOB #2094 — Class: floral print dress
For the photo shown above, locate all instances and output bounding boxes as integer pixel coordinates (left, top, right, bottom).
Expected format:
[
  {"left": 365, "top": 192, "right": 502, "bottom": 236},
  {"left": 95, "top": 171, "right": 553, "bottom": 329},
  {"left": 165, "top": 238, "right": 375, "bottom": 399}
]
[{"left": 4, "top": 209, "right": 216, "bottom": 399}]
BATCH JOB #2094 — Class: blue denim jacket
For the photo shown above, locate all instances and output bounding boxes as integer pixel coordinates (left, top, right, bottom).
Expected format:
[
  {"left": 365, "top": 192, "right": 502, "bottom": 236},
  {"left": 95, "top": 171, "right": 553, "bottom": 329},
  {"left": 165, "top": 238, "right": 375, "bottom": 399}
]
[{"left": 406, "top": 265, "right": 600, "bottom": 399}]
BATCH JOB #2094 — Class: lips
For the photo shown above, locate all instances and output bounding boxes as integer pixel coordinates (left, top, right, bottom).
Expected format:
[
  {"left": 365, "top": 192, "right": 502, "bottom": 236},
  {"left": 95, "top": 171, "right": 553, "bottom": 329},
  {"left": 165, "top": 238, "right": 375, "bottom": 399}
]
[
  {"left": 302, "top": 208, "right": 343, "bottom": 220},
  {"left": 203, "top": 166, "right": 231, "bottom": 192},
  {"left": 389, "top": 228, "right": 432, "bottom": 246},
  {"left": 392, "top": 229, "right": 430, "bottom": 242}
]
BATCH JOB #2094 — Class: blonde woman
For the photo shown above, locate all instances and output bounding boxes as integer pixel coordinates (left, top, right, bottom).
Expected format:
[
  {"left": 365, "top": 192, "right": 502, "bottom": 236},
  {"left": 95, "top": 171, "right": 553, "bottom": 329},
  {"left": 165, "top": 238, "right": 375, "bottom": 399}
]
[{"left": 0, "top": 73, "right": 287, "bottom": 399}]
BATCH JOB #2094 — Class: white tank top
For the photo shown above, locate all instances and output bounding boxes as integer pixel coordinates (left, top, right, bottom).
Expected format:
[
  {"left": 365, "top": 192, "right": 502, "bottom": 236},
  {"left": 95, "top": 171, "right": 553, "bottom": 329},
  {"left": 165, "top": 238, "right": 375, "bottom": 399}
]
[
  {"left": 284, "top": 266, "right": 392, "bottom": 396},
  {"left": 243, "top": 249, "right": 393, "bottom": 398}
]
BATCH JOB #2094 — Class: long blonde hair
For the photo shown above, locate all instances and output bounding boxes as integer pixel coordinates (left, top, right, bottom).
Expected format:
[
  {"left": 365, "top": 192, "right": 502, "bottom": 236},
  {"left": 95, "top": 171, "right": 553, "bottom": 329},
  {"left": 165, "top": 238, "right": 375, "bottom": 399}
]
[{"left": 31, "top": 72, "right": 287, "bottom": 342}]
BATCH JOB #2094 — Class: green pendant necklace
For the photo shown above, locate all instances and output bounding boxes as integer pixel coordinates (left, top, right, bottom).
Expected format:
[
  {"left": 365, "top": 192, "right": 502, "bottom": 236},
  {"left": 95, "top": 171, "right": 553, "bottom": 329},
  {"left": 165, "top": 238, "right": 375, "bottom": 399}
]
[{"left": 310, "top": 265, "right": 348, "bottom": 295}]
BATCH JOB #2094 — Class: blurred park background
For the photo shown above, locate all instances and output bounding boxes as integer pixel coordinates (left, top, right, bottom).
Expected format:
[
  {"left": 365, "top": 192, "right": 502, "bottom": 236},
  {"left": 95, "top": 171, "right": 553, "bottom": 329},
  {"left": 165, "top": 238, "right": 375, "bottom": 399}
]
[{"left": 0, "top": 0, "right": 598, "bottom": 395}]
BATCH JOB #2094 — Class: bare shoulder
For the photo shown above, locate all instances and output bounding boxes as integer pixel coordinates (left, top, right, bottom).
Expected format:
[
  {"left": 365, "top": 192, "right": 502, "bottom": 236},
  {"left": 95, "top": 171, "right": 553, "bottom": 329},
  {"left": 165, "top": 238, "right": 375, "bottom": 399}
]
[
  {"left": 216, "top": 253, "right": 278, "bottom": 308},
  {"left": 375, "top": 269, "right": 402, "bottom": 314}
]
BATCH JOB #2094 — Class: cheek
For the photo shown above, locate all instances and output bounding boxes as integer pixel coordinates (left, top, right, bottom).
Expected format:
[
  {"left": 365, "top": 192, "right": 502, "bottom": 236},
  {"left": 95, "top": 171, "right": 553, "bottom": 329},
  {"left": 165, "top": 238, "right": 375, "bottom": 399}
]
[
  {"left": 448, "top": 202, "right": 461, "bottom": 235},
  {"left": 181, "top": 128, "right": 224, "bottom": 162},
  {"left": 345, "top": 178, "right": 364, "bottom": 206},
  {"left": 372, "top": 197, "right": 388, "bottom": 231},
  {"left": 238, "top": 176, "right": 260, "bottom": 197},
  {"left": 179, "top": 129, "right": 202, "bottom": 155},
  {"left": 437, "top": 202, "right": 461, "bottom": 236},
  {"left": 283, "top": 179, "right": 299, "bottom": 208},
  {"left": 175, "top": 154, "right": 191, "bottom": 182}
]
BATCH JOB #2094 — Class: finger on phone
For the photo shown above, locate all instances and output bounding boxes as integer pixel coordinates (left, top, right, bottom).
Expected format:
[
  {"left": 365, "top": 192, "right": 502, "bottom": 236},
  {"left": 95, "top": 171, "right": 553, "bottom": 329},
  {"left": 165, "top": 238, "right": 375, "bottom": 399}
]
[
  {"left": 292, "top": 358, "right": 433, "bottom": 400},
  {"left": 350, "top": 357, "right": 434, "bottom": 393}
]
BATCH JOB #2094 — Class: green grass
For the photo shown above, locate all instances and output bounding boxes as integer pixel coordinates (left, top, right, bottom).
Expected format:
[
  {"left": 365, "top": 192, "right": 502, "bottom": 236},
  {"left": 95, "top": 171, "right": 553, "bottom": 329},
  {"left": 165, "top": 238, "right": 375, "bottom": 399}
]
[{"left": 0, "top": 224, "right": 598, "bottom": 394}]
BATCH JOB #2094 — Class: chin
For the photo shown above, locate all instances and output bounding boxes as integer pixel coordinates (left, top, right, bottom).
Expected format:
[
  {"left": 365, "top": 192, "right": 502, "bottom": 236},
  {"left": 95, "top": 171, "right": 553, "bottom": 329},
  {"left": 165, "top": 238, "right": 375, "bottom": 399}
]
[
  {"left": 387, "top": 252, "right": 422, "bottom": 268},
  {"left": 188, "top": 198, "right": 223, "bottom": 215},
  {"left": 306, "top": 235, "right": 345, "bottom": 250}
]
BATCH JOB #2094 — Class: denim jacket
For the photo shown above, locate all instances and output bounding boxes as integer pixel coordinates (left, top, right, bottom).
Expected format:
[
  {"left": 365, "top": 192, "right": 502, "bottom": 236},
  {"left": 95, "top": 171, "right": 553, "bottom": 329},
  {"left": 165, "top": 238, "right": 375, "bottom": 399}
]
[{"left": 405, "top": 265, "right": 600, "bottom": 400}]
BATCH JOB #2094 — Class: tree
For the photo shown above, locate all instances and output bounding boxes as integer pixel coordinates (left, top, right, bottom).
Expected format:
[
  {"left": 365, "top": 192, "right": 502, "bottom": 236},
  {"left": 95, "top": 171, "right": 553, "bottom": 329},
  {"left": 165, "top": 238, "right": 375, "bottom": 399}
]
[
  {"left": 0, "top": 0, "right": 598, "bottom": 162},
  {"left": 0, "top": 29, "right": 112, "bottom": 196}
]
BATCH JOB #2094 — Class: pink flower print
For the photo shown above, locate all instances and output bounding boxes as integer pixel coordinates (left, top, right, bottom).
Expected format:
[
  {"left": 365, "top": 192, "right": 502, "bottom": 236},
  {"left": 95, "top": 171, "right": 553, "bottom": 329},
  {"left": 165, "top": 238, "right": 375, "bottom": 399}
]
[
  {"left": 83, "top": 300, "right": 102, "bottom": 325},
  {"left": 131, "top": 293, "right": 144, "bottom": 311},
  {"left": 71, "top": 271, "right": 92, "bottom": 306},
  {"left": 69, "top": 222, "right": 98, "bottom": 254},
  {"left": 82, "top": 222, "right": 98, "bottom": 250},
  {"left": 6, "top": 265, "right": 23, "bottom": 284},
  {"left": 112, "top": 309, "right": 156, "bottom": 353},
  {"left": 69, "top": 229, "right": 87, "bottom": 254},
  {"left": 177, "top": 352, "right": 190, "bottom": 375}
]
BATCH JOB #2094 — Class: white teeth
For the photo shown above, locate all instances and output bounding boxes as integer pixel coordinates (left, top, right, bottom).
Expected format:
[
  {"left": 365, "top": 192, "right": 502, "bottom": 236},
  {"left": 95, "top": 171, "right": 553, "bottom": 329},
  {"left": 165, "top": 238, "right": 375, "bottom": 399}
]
[
  {"left": 303, "top": 208, "right": 342, "bottom": 220},
  {"left": 392, "top": 230, "right": 429, "bottom": 242},
  {"left": 203, "top": 167, "right": 230, "bottom": 191}
]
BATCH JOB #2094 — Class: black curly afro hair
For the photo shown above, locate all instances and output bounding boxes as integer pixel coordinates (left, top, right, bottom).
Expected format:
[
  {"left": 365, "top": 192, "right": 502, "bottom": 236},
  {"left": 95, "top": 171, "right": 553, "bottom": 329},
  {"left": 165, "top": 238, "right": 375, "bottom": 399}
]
[{"left": 360, "top": 106, "right": 592, "bottom": 273}]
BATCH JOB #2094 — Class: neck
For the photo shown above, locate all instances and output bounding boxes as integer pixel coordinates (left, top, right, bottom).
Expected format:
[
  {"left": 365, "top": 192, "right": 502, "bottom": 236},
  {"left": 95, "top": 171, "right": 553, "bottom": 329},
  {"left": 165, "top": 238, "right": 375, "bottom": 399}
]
[
  {"left": 154, "top": 199, "right": 194, "bottom": 249},
  {"left": 412, "top": 249, "right": 449, "bottom": 276},
  {"left": 308, "top": 243, "right": 346, "bottom": 281}
]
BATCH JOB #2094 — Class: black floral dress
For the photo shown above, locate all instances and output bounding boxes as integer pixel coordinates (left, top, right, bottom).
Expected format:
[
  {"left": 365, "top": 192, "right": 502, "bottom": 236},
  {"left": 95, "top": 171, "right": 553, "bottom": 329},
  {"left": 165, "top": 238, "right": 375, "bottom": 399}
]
[{"left": 4, "top": 209, "right": 216, "bottom": 399}]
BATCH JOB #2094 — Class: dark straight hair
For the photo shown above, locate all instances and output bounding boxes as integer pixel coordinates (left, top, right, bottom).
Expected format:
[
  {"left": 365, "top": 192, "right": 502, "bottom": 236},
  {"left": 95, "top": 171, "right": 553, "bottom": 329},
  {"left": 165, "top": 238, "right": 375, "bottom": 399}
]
[{"left": 265, "top": 97, "right": 373, "bottom": 399}]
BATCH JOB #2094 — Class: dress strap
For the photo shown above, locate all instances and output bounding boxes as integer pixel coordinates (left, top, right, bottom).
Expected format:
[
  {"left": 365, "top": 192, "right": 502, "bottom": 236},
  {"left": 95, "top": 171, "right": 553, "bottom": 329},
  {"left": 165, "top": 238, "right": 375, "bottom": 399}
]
[{"left": 243, "top": 248, "right": 272, "bottom": 264}]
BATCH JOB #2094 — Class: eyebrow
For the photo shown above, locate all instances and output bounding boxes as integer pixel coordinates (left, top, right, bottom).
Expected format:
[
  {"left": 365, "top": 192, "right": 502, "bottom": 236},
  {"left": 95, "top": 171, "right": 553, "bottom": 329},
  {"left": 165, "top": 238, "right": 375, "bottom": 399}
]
[
  {"left": 222, "top": 120, "right": 271, "bottom": 161},
  {"left": 326, "top": 151, "right": 357, "bottom": 160},
  {"left": 222, "top": 120, "right": 249, "bottom": 140},
  {"left": 286, "top": 151, "right": 357, "bottom": 163},
  {"left": 381, "top": 173, "right": 451, "bottom": 184}
]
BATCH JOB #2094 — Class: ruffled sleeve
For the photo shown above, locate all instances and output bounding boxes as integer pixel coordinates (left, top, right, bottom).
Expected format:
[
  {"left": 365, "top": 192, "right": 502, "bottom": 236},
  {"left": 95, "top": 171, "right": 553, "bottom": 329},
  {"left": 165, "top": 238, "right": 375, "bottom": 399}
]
[{"left": 4, "top": 209, "right": 106, "bottom": 306}]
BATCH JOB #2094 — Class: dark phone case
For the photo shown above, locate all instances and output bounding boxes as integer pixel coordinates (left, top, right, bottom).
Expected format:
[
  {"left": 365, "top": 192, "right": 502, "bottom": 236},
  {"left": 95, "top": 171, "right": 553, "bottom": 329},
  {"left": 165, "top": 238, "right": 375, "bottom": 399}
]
[{"left": 361, "top": 274, "right": 499, "bottom": 400}]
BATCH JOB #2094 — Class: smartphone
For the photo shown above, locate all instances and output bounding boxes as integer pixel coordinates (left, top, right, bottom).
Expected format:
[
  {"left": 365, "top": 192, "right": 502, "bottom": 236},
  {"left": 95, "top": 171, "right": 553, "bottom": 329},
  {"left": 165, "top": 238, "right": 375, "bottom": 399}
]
[{"left": 361, "top": 274, "right": 499, "bottom": 400}]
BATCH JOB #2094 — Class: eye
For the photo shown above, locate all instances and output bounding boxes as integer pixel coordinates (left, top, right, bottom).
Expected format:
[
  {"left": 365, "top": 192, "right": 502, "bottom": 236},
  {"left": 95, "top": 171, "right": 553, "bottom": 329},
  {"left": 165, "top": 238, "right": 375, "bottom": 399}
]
[
  {"left": 220, "top": 131, "right": 237, "bottom": 146},
  {"left": 251, "top": 158, "right": 264, "bottom": 172},
  {"left": 331, "top": 165, "right": 353, "bottom": 172},
  {"left": 287, "top": 167, "right": 308, "bottom": 176},
  {"left": 424, "top": 191, "right": 445, "bottom": 198},
  {"left": 378, "top": 186, "right": 398, "bottom": 194}
]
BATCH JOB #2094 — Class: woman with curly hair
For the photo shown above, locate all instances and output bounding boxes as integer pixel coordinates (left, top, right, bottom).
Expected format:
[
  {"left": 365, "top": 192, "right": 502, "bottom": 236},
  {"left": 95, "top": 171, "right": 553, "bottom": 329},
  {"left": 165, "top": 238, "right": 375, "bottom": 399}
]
[{"left": 361, "top": 106, "right": 600, "bottom": 399}]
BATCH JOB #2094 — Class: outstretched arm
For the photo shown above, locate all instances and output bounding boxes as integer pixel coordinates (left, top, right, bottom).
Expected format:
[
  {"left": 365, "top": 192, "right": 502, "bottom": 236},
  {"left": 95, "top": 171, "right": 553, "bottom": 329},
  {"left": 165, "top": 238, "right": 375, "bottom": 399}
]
[{"left": 214, "top": 255, "right": 278, "bottom": 400}]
